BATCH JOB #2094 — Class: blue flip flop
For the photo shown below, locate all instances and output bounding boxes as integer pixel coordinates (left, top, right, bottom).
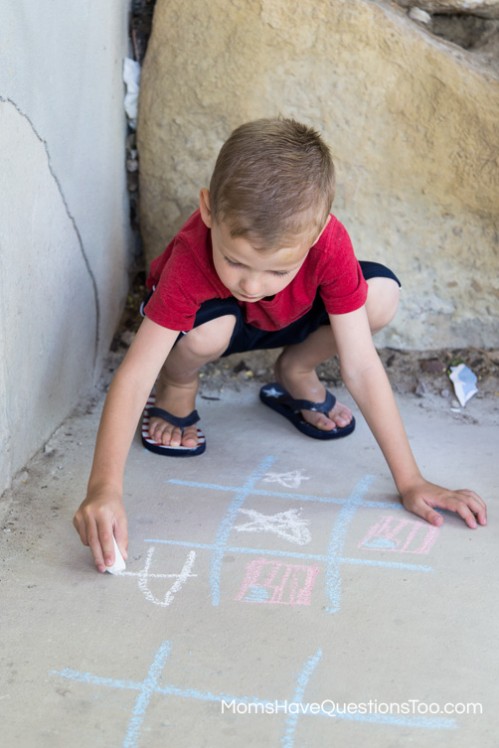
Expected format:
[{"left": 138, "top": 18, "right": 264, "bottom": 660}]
[
  {"left": 259, "top": 382, "right": 355, "bottom": 440},
  {"left": 141, "top": 395, "right": 206, "bottom": 456}
]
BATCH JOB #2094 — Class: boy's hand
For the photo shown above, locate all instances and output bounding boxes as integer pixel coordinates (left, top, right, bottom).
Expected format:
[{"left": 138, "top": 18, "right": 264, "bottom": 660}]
[
  {"left": 400, "top": 479, "right": 487, "bottom": 529},
  {"left": 73, "top": 489, "right": 128, "bottom": 573}
]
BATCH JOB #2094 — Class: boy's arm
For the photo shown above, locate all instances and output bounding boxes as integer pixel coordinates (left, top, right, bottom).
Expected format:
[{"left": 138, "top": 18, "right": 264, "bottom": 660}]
[
  {"left": 73, "top": 317, "right": 180, "bottom": 571},
  {"left": 328, "top": 307, "right": 487, "bottom": 529}
]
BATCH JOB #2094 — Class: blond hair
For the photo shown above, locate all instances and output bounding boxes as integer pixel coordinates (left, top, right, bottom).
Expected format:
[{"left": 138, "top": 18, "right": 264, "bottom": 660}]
[{"left": 209, "top": 118, "right": 335, "bottom": 249}]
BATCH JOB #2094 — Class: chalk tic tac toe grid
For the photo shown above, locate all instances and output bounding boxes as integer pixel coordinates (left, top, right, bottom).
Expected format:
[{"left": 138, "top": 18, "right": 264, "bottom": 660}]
[
  {"left": 51, "top": 456, "right": 454, "bottom": 747},
  {"left": 147, "top": 455, "right": 436, "bottom": 613},
  {"left": 53, "top": 639, "right": 456, "bottom": 748}
]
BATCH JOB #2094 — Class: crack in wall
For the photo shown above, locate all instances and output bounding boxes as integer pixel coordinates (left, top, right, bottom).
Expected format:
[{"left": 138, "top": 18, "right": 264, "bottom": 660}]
[
  {"left": 0, "top": 233, "right": 13, "bottom": 488},
  {"left": 0, "top": 96, "right": 100, "bottom": 367}
]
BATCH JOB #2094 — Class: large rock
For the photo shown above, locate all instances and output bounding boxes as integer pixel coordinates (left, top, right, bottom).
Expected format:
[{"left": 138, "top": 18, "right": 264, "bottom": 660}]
[
  {"left": 137, "top": 0, "right": 499, "bottom": 349},
  {"left": 396, "top": 0, "right": 499, "bottom": 18}
]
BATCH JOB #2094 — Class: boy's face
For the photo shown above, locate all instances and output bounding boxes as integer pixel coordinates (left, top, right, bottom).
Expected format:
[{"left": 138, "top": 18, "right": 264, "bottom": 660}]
[{"left": 200, "top": 190, "right": 324, "bottom": 302}]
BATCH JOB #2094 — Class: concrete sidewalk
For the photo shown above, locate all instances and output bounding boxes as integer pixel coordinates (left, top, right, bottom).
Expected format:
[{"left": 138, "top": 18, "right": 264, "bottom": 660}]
[{"left": 1, "top": 382, "right": 497, "bottom": 747}]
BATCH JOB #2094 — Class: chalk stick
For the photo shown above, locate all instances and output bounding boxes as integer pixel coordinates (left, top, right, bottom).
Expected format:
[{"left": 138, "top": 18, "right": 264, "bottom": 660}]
[{"left": 105, "top": 536, "right": 126, "bottom": 574}]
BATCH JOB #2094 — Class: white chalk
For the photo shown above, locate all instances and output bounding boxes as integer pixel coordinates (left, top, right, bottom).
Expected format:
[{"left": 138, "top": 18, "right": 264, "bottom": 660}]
[
  {"left": 105, "top": 536, "right": 126, "bottom": 574},
  {"left": 408, "top": 7, "right": 432, "bottom": 25}
]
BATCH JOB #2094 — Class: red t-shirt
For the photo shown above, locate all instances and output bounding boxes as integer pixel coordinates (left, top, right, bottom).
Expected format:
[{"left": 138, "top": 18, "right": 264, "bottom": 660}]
[{"left": 145, "top": 210, "right": 367, "bottom": 332}]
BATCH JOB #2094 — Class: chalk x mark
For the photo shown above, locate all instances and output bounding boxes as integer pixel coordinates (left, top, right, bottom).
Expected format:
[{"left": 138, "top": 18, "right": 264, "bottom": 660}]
[{"left": 235, "top": 508, "right": 311, "bottom": 545}]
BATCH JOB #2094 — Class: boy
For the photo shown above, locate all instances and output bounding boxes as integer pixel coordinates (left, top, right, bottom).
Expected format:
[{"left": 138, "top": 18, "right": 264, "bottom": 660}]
[{"left": 74, "top": 118, "right": 486, "bottom": 572}]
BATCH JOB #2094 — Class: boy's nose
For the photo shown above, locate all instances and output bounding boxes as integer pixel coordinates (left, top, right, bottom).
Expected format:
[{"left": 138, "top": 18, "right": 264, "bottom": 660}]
[{"left": 239, "top": 274, "right": 262, "bottom": 296}]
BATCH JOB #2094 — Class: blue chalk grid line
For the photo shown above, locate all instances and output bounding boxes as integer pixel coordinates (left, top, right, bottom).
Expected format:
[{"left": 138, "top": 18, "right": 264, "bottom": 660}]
[
  {"left": 209, "top": 454, "right": 275, "bottom": 606},
  {"left": 145, "top": 456, "right": 433, "bottom": 613},
  {"left": 51, "top": 640, "right": 456, "bottom": 748},
  {"left": 325, "top": 473, "right": 373, "bottom": 614},
  {"left": 281, "top": 648, "right": 324, "bottom": 748}
]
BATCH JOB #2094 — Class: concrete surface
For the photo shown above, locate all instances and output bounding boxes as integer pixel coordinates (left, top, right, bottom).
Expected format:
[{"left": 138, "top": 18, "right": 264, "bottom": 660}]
[
  {"left": 0, "top": 0, "right": 131, "bottom": 494},
  {"left": 0, "top": 382, "right": 497, "bottom": 747}
]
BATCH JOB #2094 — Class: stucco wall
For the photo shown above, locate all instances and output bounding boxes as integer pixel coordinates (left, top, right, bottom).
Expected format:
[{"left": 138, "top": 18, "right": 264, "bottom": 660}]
[
  {"left": 138, "top": 0, "right": 499, "bottom": 351},
  {"left": 0, "top": 1, "right": 132, "bottom": 495}
]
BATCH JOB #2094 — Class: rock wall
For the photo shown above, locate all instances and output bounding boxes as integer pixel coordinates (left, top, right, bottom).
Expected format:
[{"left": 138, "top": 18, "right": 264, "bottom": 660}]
[
  {"left": 395, "top": 0, "right": 499, "bottom": 17},
  {"left": 137, "top": 0, "right": 499, "bottom": 349}
]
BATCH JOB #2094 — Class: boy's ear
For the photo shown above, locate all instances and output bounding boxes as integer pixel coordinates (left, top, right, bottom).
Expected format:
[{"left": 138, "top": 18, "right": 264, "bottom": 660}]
[
  {"left": 313, "top": 215, "right": 331, "bottom": 245},
  {"left": 199, "top": 189, "right": 212, "bottom": 228}
]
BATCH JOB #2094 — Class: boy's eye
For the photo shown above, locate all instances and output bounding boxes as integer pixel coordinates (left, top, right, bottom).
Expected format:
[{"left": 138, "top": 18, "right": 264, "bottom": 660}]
[{"left": 224, "top": 256, "right": 291, "bottom": 277}]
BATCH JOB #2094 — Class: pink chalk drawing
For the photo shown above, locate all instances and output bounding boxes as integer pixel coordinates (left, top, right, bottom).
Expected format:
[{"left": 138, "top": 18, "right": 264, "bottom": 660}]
[
  {"left": 358, "top": 515, "right": 439, "bottom": 555},
  {"left": 235, "top": 557, "right": 320, "bottom": 606}
]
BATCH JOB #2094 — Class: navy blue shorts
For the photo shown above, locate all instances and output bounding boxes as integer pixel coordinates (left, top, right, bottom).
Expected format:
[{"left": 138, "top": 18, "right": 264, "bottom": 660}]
[{"left": 143, "top": 260, "right": 400, "bottom": 357}]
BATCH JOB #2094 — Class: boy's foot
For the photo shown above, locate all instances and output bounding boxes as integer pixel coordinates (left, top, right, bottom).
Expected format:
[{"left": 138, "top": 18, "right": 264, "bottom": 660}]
[
  {"left": 260, "top": 382, "right": 355, "bottom": 440},
  {"left": 147, "top": 379, "right": 200, "bottom": 449},
  {"left": 274, "top": 357, "right": 354, "bottom": 433}
]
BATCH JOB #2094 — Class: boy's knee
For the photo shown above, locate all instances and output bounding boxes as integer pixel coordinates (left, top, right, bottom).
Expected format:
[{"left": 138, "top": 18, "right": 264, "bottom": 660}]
[
  {"left": 366, "top": 277, "right": 400, "bottom": 332},
  {"left": 180, "top": 314, "right": 237, "bottom": 358}
]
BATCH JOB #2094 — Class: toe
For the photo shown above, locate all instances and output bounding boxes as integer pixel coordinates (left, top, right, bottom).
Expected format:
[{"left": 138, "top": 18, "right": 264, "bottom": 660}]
[
  {"left": 328, "top": 403, "right": 353, "bottom": 429},
  {"left": 149, "top": 417, "right": 199, "bottom": 448},
  {"left": 167, "top": 426, "right": 183, "bottom": 447},
  {"left": 301, "top": 401, "right": 353, "bottom": 432},
  {"left": 169, "top": 425, "right": 200, "bottom": 448},
  {"left": 148, "top": 418, "right": 162, "bottom": 441},
  {"left": 302, "top": 411, "right": 336, "bottom": 432},
  {"left": 149, "top": 417, "right": 174, "bottom": 445},
  {"left": 181, "top": 425, "right": 200, "bottom": 448}
]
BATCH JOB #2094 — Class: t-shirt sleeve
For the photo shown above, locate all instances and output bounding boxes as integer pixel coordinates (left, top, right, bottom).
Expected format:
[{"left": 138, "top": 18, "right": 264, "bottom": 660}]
[
  {"left": 144, "top": 241, "right": 206, "bottom": 331},
  {"left": 319, "top": 220, "right": 368, "bottom": 315}
]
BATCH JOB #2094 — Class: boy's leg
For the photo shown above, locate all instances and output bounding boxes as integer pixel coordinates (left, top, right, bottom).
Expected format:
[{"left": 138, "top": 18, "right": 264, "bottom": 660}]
[
  {"left": 274, "top": 276, "right": 400, "bottom": 432},
  {"left": 148, "top": 314, "right": 237, "bottom": 448}
]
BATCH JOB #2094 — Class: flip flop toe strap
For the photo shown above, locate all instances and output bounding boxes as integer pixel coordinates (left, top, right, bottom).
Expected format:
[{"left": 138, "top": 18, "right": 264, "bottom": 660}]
[
  {"left": 147, "top": 406, "right": 200, "bottom": 428},
  {"left": 280, "top": 390, "right": 336, "bottom": 416}
]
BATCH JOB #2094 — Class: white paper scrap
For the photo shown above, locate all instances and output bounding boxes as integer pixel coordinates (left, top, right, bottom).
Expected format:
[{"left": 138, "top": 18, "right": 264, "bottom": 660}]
[
  {"left": 448, "top": 363, "right": 478, "bottom": 408},
  {"left": 123, "top": 58, "right": 141, "bottom": 129},
  {"left": 105, "top": 536, "right": 126, "bottom": 575}
]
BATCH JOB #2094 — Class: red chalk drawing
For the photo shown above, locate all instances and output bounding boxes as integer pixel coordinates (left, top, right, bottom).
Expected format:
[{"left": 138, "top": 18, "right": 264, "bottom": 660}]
[
  {"left": 358, "top": 515, "right": 439, "bottom": 555},
  {"left": 235, "top": 557, "right": 320, "bottom": 605}
]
